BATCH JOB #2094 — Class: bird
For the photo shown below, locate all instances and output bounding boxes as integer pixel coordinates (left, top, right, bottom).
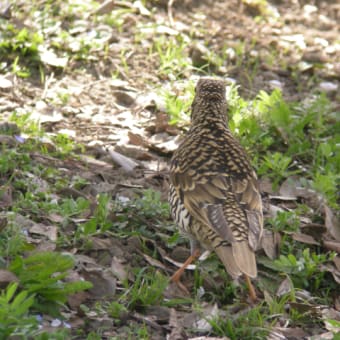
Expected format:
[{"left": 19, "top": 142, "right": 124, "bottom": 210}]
[{"left": 168, "top": 78, "right": 263, "bottom": 301}]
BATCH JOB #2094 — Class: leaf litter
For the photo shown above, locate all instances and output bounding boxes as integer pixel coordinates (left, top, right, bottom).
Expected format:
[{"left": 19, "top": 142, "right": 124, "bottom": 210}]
[{"left": 0, "top": 0, "right": 339, "bottom": 338}]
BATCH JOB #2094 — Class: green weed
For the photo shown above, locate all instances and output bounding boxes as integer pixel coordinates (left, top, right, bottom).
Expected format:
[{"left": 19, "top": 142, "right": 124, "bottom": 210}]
[
  {"left": 9, "top": 251, "right": 92, "bottom": 315},
  {"left": 209, "top": 303, "right": 268, "bottom": 339},
  {"left": 162, "top": 82, "right": 195, "bottom": 125},
  {"left": 0, "top": 282, "right": 36, "bottom": 338},
  {"left": 121, "top": 268, "right": 168, "bottom": 311},
  {"left": 152, "top": 35, "right": 191, "bottom": 78},
  {"left": 273, "top": 249, "right": 335, "bottom": 291}
]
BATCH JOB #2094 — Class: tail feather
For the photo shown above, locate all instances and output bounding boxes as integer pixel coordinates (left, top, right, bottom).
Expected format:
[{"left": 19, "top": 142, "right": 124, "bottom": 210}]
[
  {"left": 232, "top": 241, "right": 257, "bottom": 278},
  {"left": 214, "top": 245, "right": 242, "bottom": 279}
]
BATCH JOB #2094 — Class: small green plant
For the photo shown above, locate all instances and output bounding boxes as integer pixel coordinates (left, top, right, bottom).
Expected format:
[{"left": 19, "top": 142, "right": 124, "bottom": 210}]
[
  {"left": 162, "top": 83, "right": 195, "bottom": 125},
  {"left": 273, "top": 248, "right": 334, "bottom": 291},
  {"left": 209, "top": 303, "right": 268, "bottom": 339},
  {"left": 267, "top": 210, "right": 300, "bottom": 233},
  {"left": 9, "top": 252, "right": 92, "bottom": 315},
  {"left": 0, "top": 214, "right": 32, "bottom": 260},
  {"left": 133, "top": 189, "right": 170, "bottom": 220},
  {"left": 10, "top": 111, "right": 43, "bottom": 138},
  {"left": 0, "top": 25, "right": 43, "bottom": 77},
  {"left": 80, "top": 193, "right": 112, "bottom": 235},
  {"left": 121, "top": 268, "right": 168, "bottom": 311},
  {"left": 152, "top": 35, "right": 191, "bottom": 78},
  {"left": 258, "top": 152, "right": 299, "bottom": 189},
  {"left": 0, "top": 282, "right": 36, "bottom": 338},
  {"left": 108, "top": 301, "right": 128, "bottom": 321},
  {"left": 60, "top": 197, "right": 90, "bottom": 218}
]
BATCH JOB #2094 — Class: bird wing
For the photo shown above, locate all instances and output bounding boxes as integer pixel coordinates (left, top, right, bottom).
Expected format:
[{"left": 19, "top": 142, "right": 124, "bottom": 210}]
[
  {"left": 231, "top": 174, "right": 263, "bottom": 250},
  {"left": 171, "top": 169, "right": 263, "bottom": 278},
  {"left": 171, "top": 170, "right": 235, "bottom": 243}
]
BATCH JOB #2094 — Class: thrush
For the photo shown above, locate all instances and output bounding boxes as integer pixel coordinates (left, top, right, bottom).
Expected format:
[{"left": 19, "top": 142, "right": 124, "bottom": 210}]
[{"left": 168, "top": 78, "right": 263, "bottom": 301}]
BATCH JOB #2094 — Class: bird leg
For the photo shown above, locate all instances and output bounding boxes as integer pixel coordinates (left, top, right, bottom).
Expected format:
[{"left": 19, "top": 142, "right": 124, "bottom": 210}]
[
  {"left": 244, "top": 274, "right": 257, "bottom": 302},
  {"left": 170, "top": 248, "right": 200, "bottom": 283}
]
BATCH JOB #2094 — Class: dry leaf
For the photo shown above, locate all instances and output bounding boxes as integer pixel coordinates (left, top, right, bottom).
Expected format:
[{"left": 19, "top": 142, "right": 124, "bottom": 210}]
[
  {"left": 107, "top": 148, "right": 139, "bottom": 172},
  {"left": 0, "top": 269, "right": 19, "bottom": 288},
  {"left": 111, "top": 256, "right": 130, "bottom": 282},
  {"left": 88, "top": 237, "right": 112, "bottom": 250},
  {"left": 142, "top": 253, "right": 168, "bottom": 271},
  {"left": 82, "top": 268, "right": 116, "bottom": 298},
  {"left": 276, "top": 277, "right": 293, "bottom": 296},
  {"left": 323, "top": 240, "right": 340, "bottom": 253},
  {"left": 261, "top": 229, "right": 280, "bottom": 259},
  {"left": 0, "top": 214, "right": 7, "bottom": 232},
  {"left": 324, "top": 205, "right": 340, "bottom": 241},
  {"left": 279, "top": 177, "right": 299, "bottom": 199},
  {"left": 93, "top": 0, "right": 115, "bottom": 15},
  {"left": 192, "top": 303, "right": 219, "bottom": 332},
  {"left": 292, "top": 232, "right": 319, "bottom": 245},
  {"left": 0, "top": 185, "right": 12, "bottom": 207},
  {"left": 167, "top": 308, "right": 184, "bottom": 340},
  {"left": 128, "top": 131, "right": 147, "bottom": 147},
  {"left": 270, "top": 327, "right": 307, "bottom": 339},
  {"left": 320, "top": 263, "right": 340, "bottom": 284},
  {"left": 29, "top": 224, "right": 58, "bottom": 242},
  {"left": 333, "top": 255, "right": 340, "bottom": 271},
  {"left": 268, "top": 204, "right": 285, "bottom": 218}
]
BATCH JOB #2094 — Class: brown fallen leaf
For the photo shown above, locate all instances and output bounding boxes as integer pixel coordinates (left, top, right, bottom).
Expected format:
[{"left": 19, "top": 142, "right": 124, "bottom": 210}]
[
  {"left": 261, "top": 229, "right": 280, "bottom": 259},
  {"left": 29, "top": 224, "right": 58, "bottom": 242},
  {"left": 276, "top": 276, "right": 293, "bottom": 297},
  {"left": 142, "top": 252, "right": 168, "bottom": 271},
  {"left": 167, "top": 308, "right": 184, "bottom": 340},
  {"left": 111, "top": 256, "right": 131, "bottom": 282},
  {"left": 46, "top": 213, "right": 64, "bottom": 223},
  {"left": 320, "top": 263, "right": 340, "bottom": 284},
  {"left": 35, "top": 240, "right": 57, "bottom": 252},
  {"left": 323, "top": 240, "right": 340, "bottom": 253},
  {"left": 192, "top": 303, "right": 219, "bottom": 333},
  {"left": 292, "top": 232, "right": 319, "bottom": 245},
  {"left": 0, "top": 185, "right": 12, "bottom": 207},
  {"left": 82, "top": 268, "right": 116, "bottom": 298},
  {"left": 66, "top": 271, "right": 90, "bottom": 309},
  {"left": 0, "top": 213, "right": 8, "bottom": 232},
  {"left": 88, "top": 236, "right": 113, "bottom": 250},
  {"left": 333, "top": 255, "right": 340, "bottom": 271},
  {"left": 0, "top": 269, "right": 19, "bottom": 289},
  {"left": 300, "top": 223, "right": 326, "bottom": 239},
  {"left": 324, "top": 204, "right": 340, "bottom": 241},
  {"left": 128, "top": 131, "right": 147, "bottom": 147},
  {"left": 270, "top": 327, "right": 307, "bottom": 340},
  {"left": 279, "top": 177, "right": 299, "bottom": 199},
  {"left": 259, "top": 177, "right": 275, "bottom": 194},
  {"left": 0, "top": 135, "right": 17, "bottom": 146},
  {"left": 107, "top": 148, "right": 140, "bottom": 172}
]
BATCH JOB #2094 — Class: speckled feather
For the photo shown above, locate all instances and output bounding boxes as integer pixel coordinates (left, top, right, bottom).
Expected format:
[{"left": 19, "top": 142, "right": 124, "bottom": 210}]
[{"left": 169, "top": 78, "right": 263, "bottom": 279}]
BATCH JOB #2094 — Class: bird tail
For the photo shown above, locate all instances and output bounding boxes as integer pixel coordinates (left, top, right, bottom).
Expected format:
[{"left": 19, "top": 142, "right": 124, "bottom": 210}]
[
  {"left": 215, "top": 241, "right": 257, "bottom": 279},
  {"left": 232, "top": 241, "right": 257, "bottom": 278},
  {"left": 214, "top": 245, "right": 242, "bottom": 279}
]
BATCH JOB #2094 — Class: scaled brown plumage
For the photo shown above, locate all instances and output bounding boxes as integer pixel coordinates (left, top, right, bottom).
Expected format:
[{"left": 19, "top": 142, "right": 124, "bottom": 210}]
[{"left": 169, "top": 78, "right": 263, "bottom": 299}]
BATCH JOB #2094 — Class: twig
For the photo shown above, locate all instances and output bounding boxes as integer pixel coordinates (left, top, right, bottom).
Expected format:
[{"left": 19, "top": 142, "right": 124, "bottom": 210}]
[{"left": 167, "top": 0, "right": 175, "bottom": 26}]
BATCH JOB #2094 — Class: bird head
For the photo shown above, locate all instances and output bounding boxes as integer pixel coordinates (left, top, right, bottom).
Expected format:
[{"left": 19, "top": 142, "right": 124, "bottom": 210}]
[{"left": 191, "top": 78, "right": 228, "bottom": 125}]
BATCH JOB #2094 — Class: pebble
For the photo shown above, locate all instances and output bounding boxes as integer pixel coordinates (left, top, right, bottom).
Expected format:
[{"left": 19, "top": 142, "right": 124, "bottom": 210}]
[{"left": 319, "top": 82, "right": 338, "bottom": 93}]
